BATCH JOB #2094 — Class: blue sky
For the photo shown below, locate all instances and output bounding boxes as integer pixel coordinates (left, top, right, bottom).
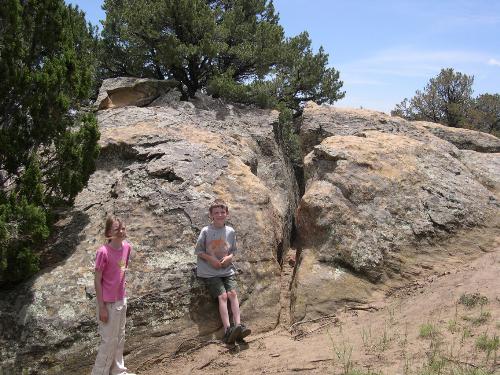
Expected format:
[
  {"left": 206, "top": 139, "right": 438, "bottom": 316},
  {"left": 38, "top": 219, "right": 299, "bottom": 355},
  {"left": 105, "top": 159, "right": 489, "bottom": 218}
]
[{"left": 68, "top": 0, "right": 500, "bottom": 113}]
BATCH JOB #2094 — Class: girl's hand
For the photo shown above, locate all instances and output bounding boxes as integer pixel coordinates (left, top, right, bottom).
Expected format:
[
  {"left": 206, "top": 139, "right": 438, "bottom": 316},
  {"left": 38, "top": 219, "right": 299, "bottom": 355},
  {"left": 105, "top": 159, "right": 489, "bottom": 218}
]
[{"left": 99, "top": 305, "right": 108, "bottom": 323}]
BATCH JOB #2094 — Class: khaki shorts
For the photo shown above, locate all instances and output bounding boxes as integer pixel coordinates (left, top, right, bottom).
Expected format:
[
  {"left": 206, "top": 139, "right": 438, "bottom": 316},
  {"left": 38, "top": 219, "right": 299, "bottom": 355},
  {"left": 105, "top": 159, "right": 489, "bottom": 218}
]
[{"left": 205, "top": 275, "right": 238, "bottom": 298}]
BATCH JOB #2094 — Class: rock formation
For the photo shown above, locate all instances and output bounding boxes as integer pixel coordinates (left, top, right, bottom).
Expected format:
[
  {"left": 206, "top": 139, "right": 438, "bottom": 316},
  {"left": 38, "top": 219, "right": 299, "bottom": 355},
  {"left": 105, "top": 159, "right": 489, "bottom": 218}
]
[
  {"left": 292, "top": 103, "right": 500, "bottom": 321},
  {"left": 0, "top": 78, "right": 298, "bottom": 373},
  {"left": 0, "top": 80, "right": 498, "bottom": 374}
]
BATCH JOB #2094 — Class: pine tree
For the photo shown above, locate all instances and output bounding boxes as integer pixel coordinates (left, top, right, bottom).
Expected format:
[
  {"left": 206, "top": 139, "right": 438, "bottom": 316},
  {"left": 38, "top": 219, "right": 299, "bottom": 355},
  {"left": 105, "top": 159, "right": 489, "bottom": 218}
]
[
  {"left": 468, "top": 94, "right": 500, "bottom": 135},
  {"left": 272, "top": 32, "right": 344, "bottom": 114},
  {"left": 0, "top": 0, "right": 100, "bottom": 286},
  {"left": 392, "top": 68, "right": 474, "bottom": 127},
  {"left": 99, "top": 0, "right": 344, "bottom": 111}
]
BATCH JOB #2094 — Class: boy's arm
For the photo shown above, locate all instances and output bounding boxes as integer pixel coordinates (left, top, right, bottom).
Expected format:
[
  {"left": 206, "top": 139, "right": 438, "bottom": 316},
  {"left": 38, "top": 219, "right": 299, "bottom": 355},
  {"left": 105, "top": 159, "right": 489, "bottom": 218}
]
[
  {"left": 219, "top": 253, "right": 234, "bottom": 267},
  {"left": 197, "top": 252, "right": 222, "bottom": 269},
  {"left": 220, "top": 231, "right": 237, "bottom": 267},
  {"left": 194, "top": 228, "right": 221, "bottom": 269},
  {"left": 94, "top": 270, "right": 108, "bottom": 323}
]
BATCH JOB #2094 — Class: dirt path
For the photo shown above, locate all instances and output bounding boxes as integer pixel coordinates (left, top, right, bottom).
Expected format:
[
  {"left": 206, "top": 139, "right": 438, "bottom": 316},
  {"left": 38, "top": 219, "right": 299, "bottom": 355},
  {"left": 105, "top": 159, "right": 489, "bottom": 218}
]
[{"left": 138, "top": 242, "right": 500, "bottom": 374}]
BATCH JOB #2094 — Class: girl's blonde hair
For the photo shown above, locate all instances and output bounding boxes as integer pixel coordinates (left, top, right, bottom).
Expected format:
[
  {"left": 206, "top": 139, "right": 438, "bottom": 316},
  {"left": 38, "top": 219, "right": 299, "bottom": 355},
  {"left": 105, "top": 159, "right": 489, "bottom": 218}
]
[{"left": 104, "top": 216, "right": 123, "bottom": 242}]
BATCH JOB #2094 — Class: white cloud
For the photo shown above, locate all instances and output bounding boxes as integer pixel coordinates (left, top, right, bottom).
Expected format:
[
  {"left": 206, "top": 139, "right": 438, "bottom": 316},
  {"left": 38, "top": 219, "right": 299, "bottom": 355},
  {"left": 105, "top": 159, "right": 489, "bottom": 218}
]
[
  {"left": 339, "top": 47, "right": 492, "bottom": 80},
  {"left": 335, "top": 47, "right": 499, "bottom": 113},
  {"left": 357, "top": 47, "right": 487, "bottom": 68},
  {"left": 488, "top": 58, "right": 500, "bottom": 67}
]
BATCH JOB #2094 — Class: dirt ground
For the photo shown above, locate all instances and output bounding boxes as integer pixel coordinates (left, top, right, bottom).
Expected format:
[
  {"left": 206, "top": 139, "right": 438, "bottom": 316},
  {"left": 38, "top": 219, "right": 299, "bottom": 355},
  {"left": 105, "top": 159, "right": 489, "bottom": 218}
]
[{"left": 136, "top": 237, "right": 500, "bottom": 375}]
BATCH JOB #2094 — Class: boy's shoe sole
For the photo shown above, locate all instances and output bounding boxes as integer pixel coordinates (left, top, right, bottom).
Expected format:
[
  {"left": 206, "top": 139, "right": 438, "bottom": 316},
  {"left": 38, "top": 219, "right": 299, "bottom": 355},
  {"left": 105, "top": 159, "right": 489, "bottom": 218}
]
[
  {"left": 225, "top": 325, "right": 242, "bottom": 344},
  {"left": 236, "top": 324, "right": 252, "bottom": 342}
]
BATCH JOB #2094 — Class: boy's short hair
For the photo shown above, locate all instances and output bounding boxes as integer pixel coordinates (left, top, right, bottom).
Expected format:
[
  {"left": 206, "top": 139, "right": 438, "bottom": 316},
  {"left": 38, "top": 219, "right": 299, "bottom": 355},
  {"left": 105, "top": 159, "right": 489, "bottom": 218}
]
[{"left": 209, "top": 198, "right": 228, "bottom": 213}]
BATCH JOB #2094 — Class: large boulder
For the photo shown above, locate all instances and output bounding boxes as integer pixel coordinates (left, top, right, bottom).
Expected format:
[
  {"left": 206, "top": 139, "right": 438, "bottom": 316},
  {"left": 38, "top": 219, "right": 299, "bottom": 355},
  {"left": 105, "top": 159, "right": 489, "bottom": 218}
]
[
  {"left": 95, "top": 77, "right": 179, "bottom": 110},
  {"left": 415, "top": 121, "right": 500, "bottom": 153},
  {"left": 292, "top": 105, "right": 500, "bottom": 322},
  {"left": 0, "top": 80, "right": 298, "bottom": 373},
  {"left": 300, "top": 103, "right": 500, "bottom": 155}
]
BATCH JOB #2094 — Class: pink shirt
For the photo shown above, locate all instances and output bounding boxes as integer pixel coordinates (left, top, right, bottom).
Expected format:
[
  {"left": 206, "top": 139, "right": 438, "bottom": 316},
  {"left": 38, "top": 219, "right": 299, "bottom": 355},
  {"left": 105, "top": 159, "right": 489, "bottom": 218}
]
[{"left": 95, "top": 242, "right": 131, "bottom": 302}]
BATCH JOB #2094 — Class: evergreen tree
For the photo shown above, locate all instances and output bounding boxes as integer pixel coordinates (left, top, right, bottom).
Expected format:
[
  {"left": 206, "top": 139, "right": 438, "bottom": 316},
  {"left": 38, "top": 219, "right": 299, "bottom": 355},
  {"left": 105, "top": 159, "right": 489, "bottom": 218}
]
[
  {"left": 272, "top": 32, "right": 344, "bottom": 114},
  {"left": 392, "top": 68, "right": 474, "bottom": 127},
  {"left": 99, "top": 0, "right": 344, "bottom": 111},
  {"left": 468, "top": 93, "right": 500, "bottom": 135},
  {"left": 0, "top": 0, "right": 100, "bottom": 286}
]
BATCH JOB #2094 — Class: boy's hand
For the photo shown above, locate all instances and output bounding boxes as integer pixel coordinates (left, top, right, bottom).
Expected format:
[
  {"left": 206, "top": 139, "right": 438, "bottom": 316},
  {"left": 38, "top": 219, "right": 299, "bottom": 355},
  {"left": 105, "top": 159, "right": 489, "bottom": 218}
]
[
  {"left": 209, "top": 257, "right": 222, "bottom": 269},
  {"left": 220, "top": 255, "right": 233, "bottom": 268},
  {"left": 98, "top": 305, "right": 108, "bottom": 323}
]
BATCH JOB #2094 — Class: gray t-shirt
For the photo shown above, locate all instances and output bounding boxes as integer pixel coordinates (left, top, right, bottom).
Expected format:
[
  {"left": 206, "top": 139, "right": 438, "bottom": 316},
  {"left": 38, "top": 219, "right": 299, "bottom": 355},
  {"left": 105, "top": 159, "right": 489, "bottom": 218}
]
[{"left": 194, "top": 224, "right": 237, "bottom": 278}]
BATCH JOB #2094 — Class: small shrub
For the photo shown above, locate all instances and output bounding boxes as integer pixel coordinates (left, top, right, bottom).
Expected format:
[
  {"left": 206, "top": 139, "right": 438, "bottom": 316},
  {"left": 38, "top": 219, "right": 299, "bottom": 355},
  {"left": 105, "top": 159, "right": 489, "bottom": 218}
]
[
  {"left": 419, "top": 323, "right": 439, "bottom": 339},
  {"left": 418, "top": 353, "right": 447, "bottom": 375},
  {"left": 447, "top": 319, "right": 459, "bottom": 333},
  {"left": 459, "top": 293, "right": 489, "bottom": 309},
  {"left": 475, "top": 333, "right": 499, "bottom": 352},
  {"left": 462, "top": 311, "right": 491, "bottom": 326},
  {"left": 461, "top": 327, "right": 472, "bottom": 343}
]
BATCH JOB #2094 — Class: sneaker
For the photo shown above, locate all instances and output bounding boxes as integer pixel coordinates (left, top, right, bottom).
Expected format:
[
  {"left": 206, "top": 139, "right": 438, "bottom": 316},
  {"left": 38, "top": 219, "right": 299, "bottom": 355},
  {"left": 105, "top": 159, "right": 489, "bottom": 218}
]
[
  {"left": 236, "top": 323, "right": 252, "bottom": 342},
  {"left": 223, "top": 325, "right": 242, "bottom": 344}
]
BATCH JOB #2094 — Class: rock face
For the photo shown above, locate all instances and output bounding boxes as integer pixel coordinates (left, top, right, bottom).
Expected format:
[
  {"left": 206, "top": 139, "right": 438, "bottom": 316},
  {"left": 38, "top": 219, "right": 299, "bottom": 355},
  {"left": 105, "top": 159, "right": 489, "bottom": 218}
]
[
  {"left": 300, "top": 104, "right": 500, "bottom": 155},
  {"left": 0, "top": 79, "right": 298, "bottom": 373},
  {"left": 95, "top": 77, "right": 179, "bottom": 110},
  {"left": 0, "top": 83, "right": 499, "bottom": 374},
  {"left": 292, "top": 103, "right": 500, "bottom": 321}
]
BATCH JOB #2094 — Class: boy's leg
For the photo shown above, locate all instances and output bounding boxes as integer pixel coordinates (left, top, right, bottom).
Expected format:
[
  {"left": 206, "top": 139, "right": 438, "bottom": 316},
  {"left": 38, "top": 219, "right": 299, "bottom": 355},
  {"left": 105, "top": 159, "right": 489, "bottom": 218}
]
[
  {"left": 217, "top": 292, "right": 231, "bottom": 331},
  {"left": 224, "top": 276, "right": 251, "bottom": 341},
  {"left": 110, "top": 299, "right": 128, "bottom": 375},
  {"left": 226, "top": 290, "right": 240, "bottom": 326},
  {"left": 206, "top": 277, "right": 241, "bottom": 343},
  {"left": 92, "top": 302, "right": 121, "bottom": 375},
  {"left": 223, "top": 275, "right": 240, "bottom": 325},
  {"left": 206, "top": 277, "right": 230, "bottom": 331}
]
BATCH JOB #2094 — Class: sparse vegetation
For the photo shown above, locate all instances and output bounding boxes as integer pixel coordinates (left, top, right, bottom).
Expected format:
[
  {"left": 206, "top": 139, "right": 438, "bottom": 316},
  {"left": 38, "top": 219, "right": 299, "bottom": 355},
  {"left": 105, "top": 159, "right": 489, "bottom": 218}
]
[
  {"left": 463, "top": 311, "right": 491, "bottom": 326},
  {"left": 475, "top": 333, "right": 499, "bottom": 356},
  {"left": 447, "top": 319, "right": 459, "bottom": 333},
  {"left": 419, "top": 323, "right": 439, "bottom": 339},
  {"left": 459, "top": 293, "right": 489, "bottom": 309},
  {"left": 326, "top": 290, "right": 498, "bottom": 375}
]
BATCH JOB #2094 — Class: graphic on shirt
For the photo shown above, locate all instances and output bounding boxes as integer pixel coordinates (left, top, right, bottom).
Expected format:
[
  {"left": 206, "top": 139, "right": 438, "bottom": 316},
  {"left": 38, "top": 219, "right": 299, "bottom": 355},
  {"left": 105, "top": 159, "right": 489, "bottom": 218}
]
[
  {"left": 207, "top": 237, "right": 230, "bottom": 259},
  {"left": 118, "top": 257, "right": 126, "bottom": 276}
]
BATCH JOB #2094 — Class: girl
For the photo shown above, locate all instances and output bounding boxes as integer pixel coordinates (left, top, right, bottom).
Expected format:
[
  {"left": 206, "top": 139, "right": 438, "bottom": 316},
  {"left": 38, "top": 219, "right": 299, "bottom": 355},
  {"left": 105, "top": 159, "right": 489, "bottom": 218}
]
[{"left": 92, "top": 216, "right": 135, "bottom": 375}]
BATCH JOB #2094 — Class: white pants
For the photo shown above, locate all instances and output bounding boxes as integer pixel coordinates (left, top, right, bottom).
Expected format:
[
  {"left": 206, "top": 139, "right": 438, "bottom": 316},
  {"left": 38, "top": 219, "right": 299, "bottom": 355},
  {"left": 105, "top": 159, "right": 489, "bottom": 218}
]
[{"left": 91, "top": 299, "right": 129, "bottom": 375}]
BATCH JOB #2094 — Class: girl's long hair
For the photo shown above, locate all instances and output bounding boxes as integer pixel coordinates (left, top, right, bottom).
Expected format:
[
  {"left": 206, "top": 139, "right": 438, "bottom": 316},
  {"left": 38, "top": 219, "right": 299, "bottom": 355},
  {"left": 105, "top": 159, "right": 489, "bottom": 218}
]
[{"left": 104, "top": 216, "right": 123, "bottom": 243}]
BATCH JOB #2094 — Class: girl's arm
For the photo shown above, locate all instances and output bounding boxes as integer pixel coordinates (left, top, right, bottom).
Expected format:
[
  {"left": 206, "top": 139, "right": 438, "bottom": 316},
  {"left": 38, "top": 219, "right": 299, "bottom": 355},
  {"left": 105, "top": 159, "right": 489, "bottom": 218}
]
[{"left": 94, "top": 270, "right": 108, "bottom": 323}]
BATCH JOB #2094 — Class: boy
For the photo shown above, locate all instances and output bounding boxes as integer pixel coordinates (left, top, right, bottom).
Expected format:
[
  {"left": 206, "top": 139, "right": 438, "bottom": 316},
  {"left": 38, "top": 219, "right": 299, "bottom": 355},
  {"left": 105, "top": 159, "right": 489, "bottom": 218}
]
[{"left": 194, "top": 198, "right": 251, "bottom": 344}]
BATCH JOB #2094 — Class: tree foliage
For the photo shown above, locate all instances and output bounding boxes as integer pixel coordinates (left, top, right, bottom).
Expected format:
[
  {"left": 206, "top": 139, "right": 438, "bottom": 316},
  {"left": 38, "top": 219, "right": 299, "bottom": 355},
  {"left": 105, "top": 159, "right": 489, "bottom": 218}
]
[
  {"left": 468, "top": 94, "right": 500, "bottom": 136},
  {"left": 391, "top": 68, "right": 474, "bottom": 127},
  {"left": 0, "top": 0, "right": 100, "bottom": 286},
  {"left": 99, "top": 0, "right": 344, "bottom": 113}
]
